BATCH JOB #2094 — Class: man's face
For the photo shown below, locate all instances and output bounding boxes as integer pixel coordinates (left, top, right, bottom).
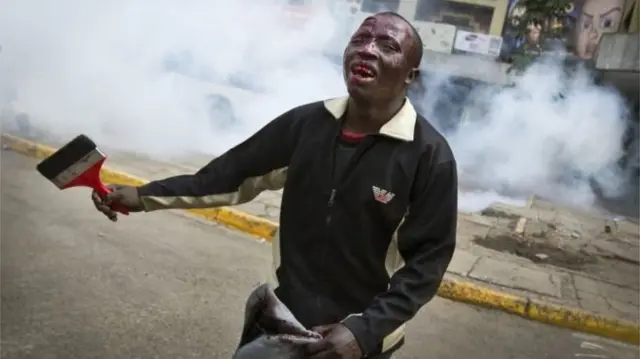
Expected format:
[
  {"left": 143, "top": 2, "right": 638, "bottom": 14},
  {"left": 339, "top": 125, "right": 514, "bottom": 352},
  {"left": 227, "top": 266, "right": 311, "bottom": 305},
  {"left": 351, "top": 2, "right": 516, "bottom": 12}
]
[
  {"left": 575, "top": 0, "right": 624, "bottom": 59},
  {"left": 342, "top": 14, "right": 418, "bottom": 102}
]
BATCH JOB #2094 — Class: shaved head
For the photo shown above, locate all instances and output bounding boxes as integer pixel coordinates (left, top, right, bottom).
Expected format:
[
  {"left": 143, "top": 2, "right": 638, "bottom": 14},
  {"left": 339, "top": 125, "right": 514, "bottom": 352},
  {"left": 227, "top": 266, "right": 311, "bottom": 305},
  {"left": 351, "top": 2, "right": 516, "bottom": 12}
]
[{"left": 371, "top": 11, "right": 424, "bottom": 68}]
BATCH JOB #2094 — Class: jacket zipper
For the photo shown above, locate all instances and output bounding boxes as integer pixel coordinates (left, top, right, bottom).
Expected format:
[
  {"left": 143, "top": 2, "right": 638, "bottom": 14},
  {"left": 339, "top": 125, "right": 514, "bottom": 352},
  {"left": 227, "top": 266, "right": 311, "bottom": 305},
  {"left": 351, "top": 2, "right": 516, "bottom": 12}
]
[
  {"left": 326, "top": 188, "right": 336, "bottom": 224},
  {"left": 325, "top": 135, "right": 377, "bottom": 226},
  {"left": 325, "top": 121, "right": 341, "bottom": 227}
]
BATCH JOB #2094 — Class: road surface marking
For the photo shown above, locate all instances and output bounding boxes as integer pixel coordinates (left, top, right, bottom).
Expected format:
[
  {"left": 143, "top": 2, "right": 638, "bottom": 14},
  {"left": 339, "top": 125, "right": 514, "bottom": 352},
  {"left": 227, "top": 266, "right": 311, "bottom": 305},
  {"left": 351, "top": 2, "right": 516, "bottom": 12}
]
[{"left": 581, "top": 342, "right": 605, "bottom": 350}]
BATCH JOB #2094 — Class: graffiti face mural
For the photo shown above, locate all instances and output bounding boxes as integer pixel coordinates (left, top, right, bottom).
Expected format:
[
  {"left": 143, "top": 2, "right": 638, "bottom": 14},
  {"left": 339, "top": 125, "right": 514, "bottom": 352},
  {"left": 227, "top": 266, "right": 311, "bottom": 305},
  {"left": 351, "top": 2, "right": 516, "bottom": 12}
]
[{"left": 575, "top": 0, "right": 625, "bottom": 59}]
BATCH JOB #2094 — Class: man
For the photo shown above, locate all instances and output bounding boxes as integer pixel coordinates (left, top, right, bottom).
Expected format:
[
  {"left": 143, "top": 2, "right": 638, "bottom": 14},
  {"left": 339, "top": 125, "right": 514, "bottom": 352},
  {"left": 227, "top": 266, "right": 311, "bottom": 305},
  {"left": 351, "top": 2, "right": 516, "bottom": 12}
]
[{"left": 92, "top": 11, "right": 458, "bottom": 359}]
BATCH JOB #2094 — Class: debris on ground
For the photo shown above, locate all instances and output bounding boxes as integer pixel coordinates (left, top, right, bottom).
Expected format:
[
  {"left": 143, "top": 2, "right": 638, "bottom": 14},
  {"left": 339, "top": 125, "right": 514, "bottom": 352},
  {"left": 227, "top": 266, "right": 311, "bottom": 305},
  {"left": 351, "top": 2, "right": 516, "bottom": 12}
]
[{"left": 466, "top": 198, "right": 639, "bottom": 282}]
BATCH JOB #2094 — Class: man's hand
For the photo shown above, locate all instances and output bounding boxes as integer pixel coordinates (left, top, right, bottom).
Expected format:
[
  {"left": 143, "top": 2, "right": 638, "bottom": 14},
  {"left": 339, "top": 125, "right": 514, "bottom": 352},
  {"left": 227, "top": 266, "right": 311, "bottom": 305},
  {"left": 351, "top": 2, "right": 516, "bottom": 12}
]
[
  {"left": 91, "top": 185, "right": 144, "bottom": 221},
  {"left": 305, "top": 323, "right": 363, "bottom": 359}
]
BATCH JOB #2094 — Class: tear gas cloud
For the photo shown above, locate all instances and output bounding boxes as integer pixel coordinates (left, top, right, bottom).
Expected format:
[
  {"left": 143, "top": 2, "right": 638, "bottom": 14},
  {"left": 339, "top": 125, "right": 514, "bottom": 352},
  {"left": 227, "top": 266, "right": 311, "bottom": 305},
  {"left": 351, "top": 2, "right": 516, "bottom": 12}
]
[
  {"left": 0, "top": 0, "right": 348, "bottom": 155},
  {"left": 0, "top": 0, "right": 634, "bottom": 213},
  {"left": 417, "top": 58, "right": 632, "bottom": 211}
]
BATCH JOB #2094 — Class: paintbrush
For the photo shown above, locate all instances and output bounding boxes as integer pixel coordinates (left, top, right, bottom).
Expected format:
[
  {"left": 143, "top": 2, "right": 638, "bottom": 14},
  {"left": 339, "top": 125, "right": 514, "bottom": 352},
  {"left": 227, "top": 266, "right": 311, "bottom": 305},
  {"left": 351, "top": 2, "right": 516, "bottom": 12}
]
[{"left": 35, "top": 134, "right": 129, "bottom": 215}]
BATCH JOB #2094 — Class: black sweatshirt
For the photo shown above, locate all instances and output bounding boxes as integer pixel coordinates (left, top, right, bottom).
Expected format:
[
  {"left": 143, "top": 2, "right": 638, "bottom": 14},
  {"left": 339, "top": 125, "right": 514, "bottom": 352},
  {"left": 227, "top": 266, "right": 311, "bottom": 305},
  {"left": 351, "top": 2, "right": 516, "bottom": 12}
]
[{"left": 137, "top": 96, "right": 458, "bottom": 357}]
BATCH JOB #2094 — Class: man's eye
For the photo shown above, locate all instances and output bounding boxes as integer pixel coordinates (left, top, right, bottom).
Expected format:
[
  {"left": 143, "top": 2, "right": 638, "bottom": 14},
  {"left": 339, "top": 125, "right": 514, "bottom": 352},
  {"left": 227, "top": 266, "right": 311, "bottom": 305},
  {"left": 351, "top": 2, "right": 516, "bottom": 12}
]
[{"left": 381, "top": 42, "right": 399, "bottom": 51}]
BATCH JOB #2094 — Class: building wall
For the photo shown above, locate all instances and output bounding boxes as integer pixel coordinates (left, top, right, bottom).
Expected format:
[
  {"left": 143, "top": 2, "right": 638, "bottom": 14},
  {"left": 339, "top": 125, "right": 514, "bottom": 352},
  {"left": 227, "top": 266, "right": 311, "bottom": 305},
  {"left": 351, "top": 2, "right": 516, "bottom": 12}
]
[
  {"left": 359, "top": 0, "right": 510, "bottom": 36},
  {"left": 622, "top": 0, "right": 639, "bottom": 32}
]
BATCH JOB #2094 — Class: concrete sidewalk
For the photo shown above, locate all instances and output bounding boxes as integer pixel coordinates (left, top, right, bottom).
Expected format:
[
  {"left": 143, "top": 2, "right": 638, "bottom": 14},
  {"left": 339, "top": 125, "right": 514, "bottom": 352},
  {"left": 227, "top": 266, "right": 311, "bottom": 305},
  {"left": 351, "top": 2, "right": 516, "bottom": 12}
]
[{"left": 3, "top": 132, "right": 639, "bottom": 344}]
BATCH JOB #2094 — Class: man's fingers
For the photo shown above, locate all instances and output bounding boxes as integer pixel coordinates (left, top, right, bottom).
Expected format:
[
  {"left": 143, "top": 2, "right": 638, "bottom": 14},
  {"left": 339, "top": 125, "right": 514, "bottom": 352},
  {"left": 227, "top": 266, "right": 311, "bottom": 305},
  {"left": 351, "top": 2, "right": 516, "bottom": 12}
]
[
  {"left": 91, "top": 188, "right": 118, "bottom": 222},
  {"left": 302, "top": 329, "right": 323, "bottom": 339},
  {"left": 304, "top": 337, "right": 331, "bottom": 355},
  {"left": 311, "top": 324, "right": 335, "bottom": 336},
  {"left": 91, "top": 190, "right": 105, "bottom": 205},
  {"left": 91, "top": 194, "right": 102, "bottom": 210},
  {"left": 103, "top": 191, "right": 121, "bottom": 205},
  {"left": 98, "top": 204, "right": 117, "bottom": 221}
]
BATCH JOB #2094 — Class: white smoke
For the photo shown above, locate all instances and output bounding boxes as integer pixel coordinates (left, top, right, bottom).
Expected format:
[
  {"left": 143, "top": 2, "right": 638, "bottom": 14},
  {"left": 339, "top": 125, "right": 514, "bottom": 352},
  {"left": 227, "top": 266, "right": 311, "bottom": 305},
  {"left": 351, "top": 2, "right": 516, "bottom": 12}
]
[
  {"left": 447, "top": 57, "right": 630, "bottom": 209},
  {"left": 0, "top": 0, "right": 348, "bottom": 155},
  {"left": 0, "top": 0, "right": 634, "bottom": 212}
]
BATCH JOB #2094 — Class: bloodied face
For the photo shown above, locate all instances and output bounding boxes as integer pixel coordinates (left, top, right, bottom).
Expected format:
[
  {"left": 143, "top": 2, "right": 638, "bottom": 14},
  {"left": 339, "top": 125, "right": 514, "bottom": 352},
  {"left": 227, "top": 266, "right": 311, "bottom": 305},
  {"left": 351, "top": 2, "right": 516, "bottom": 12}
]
[{"left": 343, "top": 13, "right": 420, "bottom": 102}]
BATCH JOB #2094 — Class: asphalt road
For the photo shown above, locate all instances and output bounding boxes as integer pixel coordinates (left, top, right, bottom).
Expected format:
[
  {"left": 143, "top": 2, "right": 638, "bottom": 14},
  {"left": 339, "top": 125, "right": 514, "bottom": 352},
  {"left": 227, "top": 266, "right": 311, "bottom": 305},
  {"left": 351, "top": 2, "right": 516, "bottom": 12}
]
[{"left": 1, "top": 150, "right": 638, "bottom": 359}]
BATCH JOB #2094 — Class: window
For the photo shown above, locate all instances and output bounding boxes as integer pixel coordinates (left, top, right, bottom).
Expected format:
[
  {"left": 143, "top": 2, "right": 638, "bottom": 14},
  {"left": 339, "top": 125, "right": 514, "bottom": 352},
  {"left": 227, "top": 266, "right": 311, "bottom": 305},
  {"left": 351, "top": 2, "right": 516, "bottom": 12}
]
[
  {"left": 415, "top": 0, "right": 494, "bottom": 34},
  {"left": 360, "top": 0, "right": 400, "bottom": 13}
]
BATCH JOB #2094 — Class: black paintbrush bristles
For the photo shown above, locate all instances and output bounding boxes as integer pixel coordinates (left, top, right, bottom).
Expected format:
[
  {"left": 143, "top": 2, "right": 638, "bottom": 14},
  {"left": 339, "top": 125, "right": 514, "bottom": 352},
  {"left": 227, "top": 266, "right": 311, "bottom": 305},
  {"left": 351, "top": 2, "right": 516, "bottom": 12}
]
[{"left": 36, "top": 134, "right": 98, "bottom": 180}]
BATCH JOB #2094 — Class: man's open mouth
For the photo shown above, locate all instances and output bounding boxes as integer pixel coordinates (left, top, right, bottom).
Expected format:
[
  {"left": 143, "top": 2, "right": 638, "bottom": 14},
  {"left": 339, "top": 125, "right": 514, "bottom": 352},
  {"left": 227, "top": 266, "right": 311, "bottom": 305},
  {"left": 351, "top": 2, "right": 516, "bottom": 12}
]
[{"left": 350, "top": 63, "right": 376, "bottom": 80}]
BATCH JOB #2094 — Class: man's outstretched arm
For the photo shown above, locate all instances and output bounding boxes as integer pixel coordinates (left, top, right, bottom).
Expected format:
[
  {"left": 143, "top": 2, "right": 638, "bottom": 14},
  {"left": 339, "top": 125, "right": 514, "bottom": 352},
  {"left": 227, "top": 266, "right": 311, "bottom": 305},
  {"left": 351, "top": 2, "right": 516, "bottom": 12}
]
[{"left": 137, "top": 107, "right": 303, "bottom": 211}]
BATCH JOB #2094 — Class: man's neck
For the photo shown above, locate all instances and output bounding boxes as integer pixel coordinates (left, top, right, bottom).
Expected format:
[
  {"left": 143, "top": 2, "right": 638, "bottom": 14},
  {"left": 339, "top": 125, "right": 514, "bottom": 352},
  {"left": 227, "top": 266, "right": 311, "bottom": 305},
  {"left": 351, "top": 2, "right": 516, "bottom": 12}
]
[{"left": 344, "top": 95, "right": 406, "bottom": 134}]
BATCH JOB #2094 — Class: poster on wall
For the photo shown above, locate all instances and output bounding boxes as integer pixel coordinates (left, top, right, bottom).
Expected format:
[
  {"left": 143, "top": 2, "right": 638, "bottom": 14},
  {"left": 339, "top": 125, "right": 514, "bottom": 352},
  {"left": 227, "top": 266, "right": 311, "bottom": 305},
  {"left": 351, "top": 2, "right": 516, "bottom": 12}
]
[
  {"left": 454, "top": 29, "right": 504, "bottom": 57},
  {"left": 500, "top": 0, "right": 628, "bottom": 60},
  {"left": 415, "top": 21, "right": 457, "bottom": 54}
]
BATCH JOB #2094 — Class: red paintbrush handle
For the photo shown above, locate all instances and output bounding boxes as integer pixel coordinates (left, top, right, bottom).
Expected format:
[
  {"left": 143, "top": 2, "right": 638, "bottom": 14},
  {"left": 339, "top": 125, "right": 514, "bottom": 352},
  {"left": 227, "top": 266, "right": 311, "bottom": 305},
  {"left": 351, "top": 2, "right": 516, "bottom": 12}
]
[{"left": 95, "top": 182, "right": 130, "bottom": 215}]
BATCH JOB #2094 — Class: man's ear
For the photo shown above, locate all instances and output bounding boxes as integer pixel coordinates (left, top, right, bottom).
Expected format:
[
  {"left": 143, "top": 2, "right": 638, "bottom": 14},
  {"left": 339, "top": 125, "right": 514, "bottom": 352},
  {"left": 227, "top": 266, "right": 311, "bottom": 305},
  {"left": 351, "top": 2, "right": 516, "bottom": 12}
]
[{"left": 405, "top": 68, "right": 420, "bottom": 85}]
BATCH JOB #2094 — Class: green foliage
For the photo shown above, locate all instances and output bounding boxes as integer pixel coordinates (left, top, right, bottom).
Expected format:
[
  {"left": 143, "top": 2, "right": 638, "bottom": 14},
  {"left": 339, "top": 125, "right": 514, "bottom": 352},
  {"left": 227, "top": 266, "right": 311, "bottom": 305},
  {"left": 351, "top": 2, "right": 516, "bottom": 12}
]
[
  {"left": 514, "top": 0, "right": 573, "bottom": 37},
  {"left": 507, "top": 52, "right": 538, "bottom": 74},
  {"left": 506, "top": 0, "right": 573, "bottom": 74}
]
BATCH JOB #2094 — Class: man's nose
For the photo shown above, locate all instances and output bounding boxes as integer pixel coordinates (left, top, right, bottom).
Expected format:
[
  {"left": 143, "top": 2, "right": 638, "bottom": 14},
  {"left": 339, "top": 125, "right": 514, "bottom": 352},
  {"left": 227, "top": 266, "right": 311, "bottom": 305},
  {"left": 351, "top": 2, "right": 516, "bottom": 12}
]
[{"left": 356, "top": 42, "right": 378, "bottom": 59}]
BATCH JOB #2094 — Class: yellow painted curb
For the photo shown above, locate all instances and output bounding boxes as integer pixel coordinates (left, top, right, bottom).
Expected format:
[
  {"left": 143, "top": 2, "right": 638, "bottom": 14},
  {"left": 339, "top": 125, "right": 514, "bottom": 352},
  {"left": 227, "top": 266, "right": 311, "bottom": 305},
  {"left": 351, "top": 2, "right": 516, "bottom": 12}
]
[
  {"left": 3, "top": 133, "right": 639, "bottom": 346},
  {"left": 437, "top": 278, "right": 639, "bottom": 345},
  {"left": 1, "top": 133, "right": 279, "bottom": 240}
]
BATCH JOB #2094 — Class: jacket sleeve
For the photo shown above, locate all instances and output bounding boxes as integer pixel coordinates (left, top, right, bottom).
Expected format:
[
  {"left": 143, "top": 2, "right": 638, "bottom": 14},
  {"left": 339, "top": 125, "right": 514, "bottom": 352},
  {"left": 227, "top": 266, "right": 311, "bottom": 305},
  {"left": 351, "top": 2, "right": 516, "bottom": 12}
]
[
  {"left": 136, "top": 107, "right": 302, "bottom": 211},
  {"left": 342, "top": 157, "right": 458, "bottom": 357}
]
